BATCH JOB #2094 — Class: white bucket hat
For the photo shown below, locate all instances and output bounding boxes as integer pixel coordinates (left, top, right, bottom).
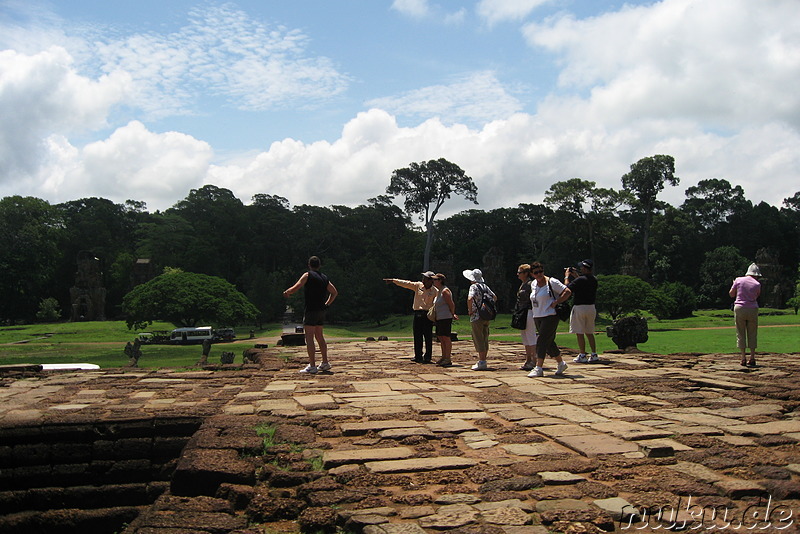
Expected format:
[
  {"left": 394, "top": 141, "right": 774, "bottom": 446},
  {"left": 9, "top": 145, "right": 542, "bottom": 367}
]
[
  {"left": 745, "top": 263, "right": 762, "bottom": 277},
  {"left": 462, "top": 268, "right": 484, "bottom": 282}
]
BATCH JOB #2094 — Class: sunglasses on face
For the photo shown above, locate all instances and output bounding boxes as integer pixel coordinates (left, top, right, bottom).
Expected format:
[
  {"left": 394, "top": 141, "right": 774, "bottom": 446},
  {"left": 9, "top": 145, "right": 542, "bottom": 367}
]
[{"left": 532, "top": 270, "right": 543, "bottom": 275}]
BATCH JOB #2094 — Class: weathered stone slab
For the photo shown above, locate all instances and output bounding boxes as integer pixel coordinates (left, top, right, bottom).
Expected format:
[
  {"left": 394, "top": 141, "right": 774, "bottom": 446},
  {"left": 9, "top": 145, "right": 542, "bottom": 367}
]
[
  {"left": 654, "top": 410, "right": 745, "bottom": 428},
  {"left": 363, "top": 523, "right": 428, "bottom": 534},
  {"left": 418, "top": 509, "right": 479, "bottom": 529},
  {"left": 538, "top": 471, "right": 586, "bottom": 485},
  {"left": 425, "top": 419, "right": 475, "bottom": 433},
  {"left": 555, "top": 434, "right": 639, "bottom": 457},
  {"left": 713, "top": 404, "right": 784, "bottom": 418},
  {"left": 593, "top": 405, "right": 650, "bottom": 419},
  {"left": 502, "top": 442, "right": 576, "bottom": 456},
  {"left": 418, "top": 403, "right": 481, "bottom": 414},
  {"left": 535, "top": 424, "right": 597, "bottom": 438},
  {"left": 593, "top": 497, "right": 640, "bottom": 521},
  {"left": 434, "top": 493, "right": 479, "bottom": 504},
  {"left": 466, "top": 439, "right": 499, "bottom": 449},
  {"left": 687, "top": 377, "right": 750, "bottom": 390},
  {"left": 533, "top": 404, "right": 610, "bottom": 423},
  {"left": 365, "top": 456, "right": 478, "bottom": 473},
  {"left": 323, "top": 446, "right": 414, "bottom": 467},
  {"left": 534, "top": 498, "right": 592, "bottom": 512},
  {"left": 474, "top": 499, "right": 534, "bottom": 512},
  {"left": 481, "top": 506, "right": 531, "bottom": 525},
  {"left": 667, "top": 461, "right": 724, "bottom": 483},
  {"left": 496, "top": 408, "right": 541, "bottom": 421},
  {"left": 341, "top": 420, "right": 422, "bottom": 436},
  {"left": 721, "top": 420, "right": 800, "bottom": 436},
  {"left": 588, "top": 421, "right": 673, "bottom": 441},
  {"left": 379, "top": 427, "right": 435, "bottom": 439},
  {"left": 713, "top": 477, "right": 766, "bottom": 498}
]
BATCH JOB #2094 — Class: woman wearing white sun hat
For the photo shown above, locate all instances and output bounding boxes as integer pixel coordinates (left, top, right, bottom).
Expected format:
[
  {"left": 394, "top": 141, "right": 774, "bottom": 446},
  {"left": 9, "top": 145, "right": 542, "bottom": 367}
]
[
  {"left": 463, "top": 268, "right": 496, "bottom": 371},
  {"left": 729, "top": 263, "right": 762, "bottom": 367}
]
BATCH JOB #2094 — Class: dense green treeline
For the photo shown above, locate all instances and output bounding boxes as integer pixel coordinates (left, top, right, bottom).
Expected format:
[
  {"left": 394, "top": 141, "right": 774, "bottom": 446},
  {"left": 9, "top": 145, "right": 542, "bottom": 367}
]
[{"left": 2, "top": 162, "right": 799, "bottom": 326}]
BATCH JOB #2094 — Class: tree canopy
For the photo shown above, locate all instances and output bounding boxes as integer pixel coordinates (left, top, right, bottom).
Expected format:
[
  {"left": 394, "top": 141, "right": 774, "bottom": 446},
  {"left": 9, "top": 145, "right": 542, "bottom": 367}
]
[
  {"left": 387, "top": 158, "right": 478, "bottom": 270},
  {"left": 2, "top": 154, "right": 798, "bottom": 325},
  {"left": 122, "top": 271, "right": 258, "bottom": 330}
]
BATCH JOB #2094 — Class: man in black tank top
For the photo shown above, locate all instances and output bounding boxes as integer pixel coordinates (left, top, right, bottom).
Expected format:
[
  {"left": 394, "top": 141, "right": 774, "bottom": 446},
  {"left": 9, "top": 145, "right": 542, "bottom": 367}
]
[{"left": 284, "top": 256, "right": 338, "bottom": 374}]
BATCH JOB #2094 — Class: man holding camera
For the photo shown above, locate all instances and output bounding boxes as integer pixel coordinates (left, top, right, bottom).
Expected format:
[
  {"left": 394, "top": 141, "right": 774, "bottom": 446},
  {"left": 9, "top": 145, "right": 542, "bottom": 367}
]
[{"left": 565, "top": 260, "right": 599, "bottom": 363}]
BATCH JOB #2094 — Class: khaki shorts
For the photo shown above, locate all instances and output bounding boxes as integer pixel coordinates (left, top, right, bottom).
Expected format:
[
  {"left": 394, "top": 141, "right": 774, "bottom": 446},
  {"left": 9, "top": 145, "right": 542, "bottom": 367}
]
[{"left": 569, "top": 304, "right": 596, "bottom": 334}]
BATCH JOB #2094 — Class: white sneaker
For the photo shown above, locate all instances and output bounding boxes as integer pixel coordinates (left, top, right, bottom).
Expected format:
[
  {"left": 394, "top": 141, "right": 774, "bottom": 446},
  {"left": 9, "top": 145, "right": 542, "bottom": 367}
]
[
  {"left": 555, "top": 361, "right": 568, "bottom": 375},
  {"left": 520, "top": 362, "right": 534, "bottom": 371},
  {"left": 471, "top": 360, "right": 488, "bottom": 371},
  {"left": 528, "top": 366, "right": 544, "bottom": 377},
  {"left": 573, "top": 353, "right": 588, "bottom": 363},
  {"left": 588, "top": 353, "right": 599, "bottom": 363},
  {"left": 318, "top": 362, "right": 331, "bottom": 371},
  {"left": 299, "top": 364, "right": 318, "bottom": 374}
]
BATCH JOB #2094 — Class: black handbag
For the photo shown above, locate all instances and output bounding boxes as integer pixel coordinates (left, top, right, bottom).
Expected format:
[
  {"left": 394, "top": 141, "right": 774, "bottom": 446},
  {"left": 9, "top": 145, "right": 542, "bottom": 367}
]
[
  {"left": 511, "top": 307, "right": 528, "bottom": 329},
  {"left": 548, "top": 278, "right": 571, "bottom": 322}
]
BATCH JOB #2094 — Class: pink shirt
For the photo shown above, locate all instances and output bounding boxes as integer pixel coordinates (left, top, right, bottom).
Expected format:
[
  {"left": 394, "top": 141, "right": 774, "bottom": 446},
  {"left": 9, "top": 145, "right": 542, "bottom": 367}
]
[{"left": 730, "top": 276, "right": 761, "bottom": 308}]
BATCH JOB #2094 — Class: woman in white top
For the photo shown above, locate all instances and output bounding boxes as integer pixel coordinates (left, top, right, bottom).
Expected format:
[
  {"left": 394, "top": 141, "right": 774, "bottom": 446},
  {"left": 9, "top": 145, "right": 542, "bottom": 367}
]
[{"left": 528, "top": 261, "right": 571, "bottom": 378}]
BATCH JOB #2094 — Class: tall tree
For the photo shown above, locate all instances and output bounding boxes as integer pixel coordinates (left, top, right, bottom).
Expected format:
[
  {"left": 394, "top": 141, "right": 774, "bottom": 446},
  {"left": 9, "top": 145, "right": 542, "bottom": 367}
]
[
  {"left": 621, "top": 155, "right": 679, "bottom": 277},
  {"left": 544, "top": 178, "right": 632, "bottom": 266},
  {"left": 682, "top": 178, "right": 750, "bottom": 230},
  {"left": 0, "top": 196, "right": 65, "bottom": 321},
  {"left": 387, "top": 158, "right": 478, "bottom": 270}
]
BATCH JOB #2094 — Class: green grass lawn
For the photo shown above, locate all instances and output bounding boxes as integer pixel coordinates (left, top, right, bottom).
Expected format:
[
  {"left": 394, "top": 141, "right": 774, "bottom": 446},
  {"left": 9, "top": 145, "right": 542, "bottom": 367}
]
[{"left": 1, "top": 309, "right": 797, "bottom": 368}]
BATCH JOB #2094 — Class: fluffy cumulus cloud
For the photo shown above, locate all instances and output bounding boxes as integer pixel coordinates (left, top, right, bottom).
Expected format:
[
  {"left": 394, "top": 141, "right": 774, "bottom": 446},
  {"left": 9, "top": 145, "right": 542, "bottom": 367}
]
[
  {"left": 24, "top": 121, "right": 213, "bottom": 207},
  {"left": 523, "top": 0, "right": 800, "bottom": 131},
  {"left": 1, "top": 0, "right": 798, "bottom": 213},
  {"left": 0, "top": 47, "right": 127, "bottom": 177}
]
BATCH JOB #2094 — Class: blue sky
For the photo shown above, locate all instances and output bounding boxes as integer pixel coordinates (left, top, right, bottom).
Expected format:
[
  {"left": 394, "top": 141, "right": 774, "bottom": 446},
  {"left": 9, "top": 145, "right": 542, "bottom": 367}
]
[{"left": 1, "top": 0, "right": 798, "bottom": 215}]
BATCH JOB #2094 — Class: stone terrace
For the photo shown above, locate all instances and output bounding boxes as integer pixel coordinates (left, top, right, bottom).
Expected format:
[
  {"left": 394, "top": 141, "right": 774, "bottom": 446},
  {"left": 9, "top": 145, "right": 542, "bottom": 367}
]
[{"left": 2, "top": 339, "right": 800, "bottom": 534}]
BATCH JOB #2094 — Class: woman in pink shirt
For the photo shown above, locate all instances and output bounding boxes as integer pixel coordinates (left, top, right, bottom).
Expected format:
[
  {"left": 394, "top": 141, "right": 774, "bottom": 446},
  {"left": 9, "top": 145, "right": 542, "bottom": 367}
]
[{"left": 729, "top": 263, "right": 762, "bottom": 367}]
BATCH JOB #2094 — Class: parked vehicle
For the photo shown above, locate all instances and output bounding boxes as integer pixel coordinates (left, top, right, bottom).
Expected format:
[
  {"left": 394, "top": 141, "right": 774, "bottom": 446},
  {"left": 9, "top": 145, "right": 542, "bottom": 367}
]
[
  {"left": 170, "top": 326, "right": 214, "bottom": 345},
  {"left": 213, "top": 327, "right": 236, "bottom": 342},
  {"left": 137, "top": 330, "right": 170, "bottom": 344}
]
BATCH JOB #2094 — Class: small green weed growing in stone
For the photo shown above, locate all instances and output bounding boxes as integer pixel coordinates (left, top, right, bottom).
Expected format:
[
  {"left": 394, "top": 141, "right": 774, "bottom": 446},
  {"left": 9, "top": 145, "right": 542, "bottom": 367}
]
[
  {"left": 255, "top": 423, "right": 278, "bottom": 453},
  {"left": 308, "top": 455, "right": 324, "bottom": 471}
]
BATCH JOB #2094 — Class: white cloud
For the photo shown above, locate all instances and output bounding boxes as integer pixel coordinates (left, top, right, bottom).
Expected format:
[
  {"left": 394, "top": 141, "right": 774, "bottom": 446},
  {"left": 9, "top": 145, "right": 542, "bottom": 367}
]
[
  {"left": 365, "top": 71, "right": 523, "bottom": 125},
  {"left": 391, "top": 0, "right": 431, "bottom": 18},
  {"left": 12, "top": 121, "right": 213, "bottom": 209},
  {"left": 476, "top": 0, "right": 553, "bottom": 26},
  {"left": 523, "top": 0, "right": 800, "bottom": 130},
  {"left": 0, "top": 46, "right": 128, "bottom": 177},
  {"left": 1, "top": 0, "right": 797, "bottom": 217},
  {"left": 90, "top": 4, "right": 350, "bottom": 117}
]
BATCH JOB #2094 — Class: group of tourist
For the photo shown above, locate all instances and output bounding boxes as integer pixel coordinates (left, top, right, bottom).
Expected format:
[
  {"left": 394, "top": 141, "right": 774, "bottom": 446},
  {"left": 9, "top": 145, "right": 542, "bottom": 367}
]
[{"left": 284, "top": 256, "right": 763, "bottom": 375}]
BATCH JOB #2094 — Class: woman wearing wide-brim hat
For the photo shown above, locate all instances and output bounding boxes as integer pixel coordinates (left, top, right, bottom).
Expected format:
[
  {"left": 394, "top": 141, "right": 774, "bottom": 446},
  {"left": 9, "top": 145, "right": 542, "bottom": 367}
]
[
  {"left": 463, "top": 268, "right": 496, "bottom": 371},
  {"left": 729, "top": 263, "right": 762, "bottom": 367}
]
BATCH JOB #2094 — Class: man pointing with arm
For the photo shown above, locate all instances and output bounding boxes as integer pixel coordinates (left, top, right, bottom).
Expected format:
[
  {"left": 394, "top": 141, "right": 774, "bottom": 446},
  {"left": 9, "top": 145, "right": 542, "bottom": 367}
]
[{"left": 384, "top": 271, "right": 439, "bottom": 363}]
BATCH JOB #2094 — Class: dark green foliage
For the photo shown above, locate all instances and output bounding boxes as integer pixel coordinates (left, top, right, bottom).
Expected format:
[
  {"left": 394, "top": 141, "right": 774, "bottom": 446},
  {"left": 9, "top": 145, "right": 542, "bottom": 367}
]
[
  {"left": 596, "top": 275, "right": 652, "bottom": 320},
  {"left": 3, "top": 157, "right": 800, "bottom": 325},
  {"left": 647, "top": 282, "right": 696, "bottom": 319},
  {"left": 122, "top": 271, "right": 258, "bottom": 330},
  {"left": 0, "top": 196, "right": 64, "bottom": 322},
  {"left": 36, "top": 298, "right": 62, "bottom": 322},
  {"left": 697, "top": 246, "right": 749, "bottom": 308}
]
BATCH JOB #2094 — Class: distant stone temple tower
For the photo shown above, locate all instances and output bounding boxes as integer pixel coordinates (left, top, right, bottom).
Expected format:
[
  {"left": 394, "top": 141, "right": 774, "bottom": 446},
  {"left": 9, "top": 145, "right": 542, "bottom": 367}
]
[
  {"left": 69, "top": 251, "right": 107, "bottom": 321},
  {"left": 132, "top": 258, "right": 155, "bottom": 286}
]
